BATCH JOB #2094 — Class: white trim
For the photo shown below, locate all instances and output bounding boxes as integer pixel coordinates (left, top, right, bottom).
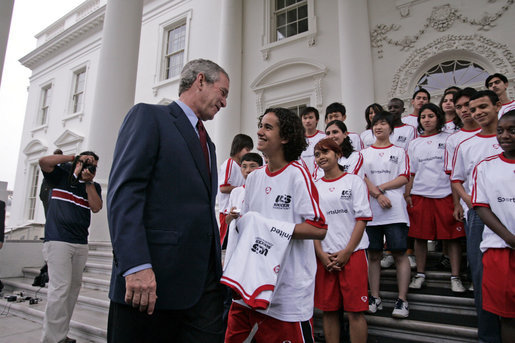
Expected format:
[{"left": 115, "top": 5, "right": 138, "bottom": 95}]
[{"left": 67, "top": 63, "right": 89, "bottom": 118}]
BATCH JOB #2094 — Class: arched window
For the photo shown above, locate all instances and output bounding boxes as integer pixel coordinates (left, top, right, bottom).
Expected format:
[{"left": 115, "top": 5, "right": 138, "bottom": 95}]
[{"left": 416, "top": 60, "right": 489, "bottom": 92}]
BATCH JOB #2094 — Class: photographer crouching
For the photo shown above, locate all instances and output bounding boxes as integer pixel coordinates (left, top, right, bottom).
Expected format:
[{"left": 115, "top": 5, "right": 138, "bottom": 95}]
[{"left": 39, "top": 151, "right": 102, "bottom": 343}]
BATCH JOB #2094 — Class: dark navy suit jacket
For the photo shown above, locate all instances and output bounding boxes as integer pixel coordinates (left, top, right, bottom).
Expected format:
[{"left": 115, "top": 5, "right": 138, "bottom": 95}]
[{"left": 107, "top": 101, "right": 221, "bottom": 310}]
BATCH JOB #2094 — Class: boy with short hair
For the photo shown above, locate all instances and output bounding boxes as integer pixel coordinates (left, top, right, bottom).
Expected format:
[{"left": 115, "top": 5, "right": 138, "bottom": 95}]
[
  {"left": 388, "top": 97, "right": 417, "bottom": 150},
  {"left": 451, "top": 89, "right": 502, "bottom": 342},
  {"left": 472, "top": 110, "right": 515, "bottom": 342},
  {"left": 218, "top": 134, "right": 253, "bottom": 245},
  {"left": 402, "top": 88, "right": 430, "bottom": 127},
  {"left": 485, "top": 72, "right": 514, "bottom": 118},
  {"left": 325, "top": 102, "right": 364, "bottom": 152},
  {"left": 300, "top": 107, "right": 326, "bottom": 175},
  {"left": 224, "top": 108, "right": 327, "bottom": 343}
]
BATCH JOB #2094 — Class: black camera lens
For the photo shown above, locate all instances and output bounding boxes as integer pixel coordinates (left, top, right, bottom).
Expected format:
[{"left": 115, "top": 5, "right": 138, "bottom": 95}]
[{"left": 86, "top": 165, "right": 96, "bottom": 174}]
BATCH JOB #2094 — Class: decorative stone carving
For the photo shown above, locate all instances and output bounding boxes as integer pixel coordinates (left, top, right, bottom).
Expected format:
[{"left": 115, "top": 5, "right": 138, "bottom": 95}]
[
  {"left": 371, "top": 0, "right": 514, "bottom": 58},
  {"left": 313, "top": 76, "right": 323, "bottom": 107},
  {"left": 255, "top": 90, "right": 264, "bottom": 116},
  {"left": 389, "top": 34, "right": 515, "bottom": 98}
]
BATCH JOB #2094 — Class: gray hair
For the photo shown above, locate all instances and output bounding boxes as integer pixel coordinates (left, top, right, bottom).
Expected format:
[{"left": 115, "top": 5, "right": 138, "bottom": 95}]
[{"left": 178, "top": 59, "right": 229, "bottom": 95}]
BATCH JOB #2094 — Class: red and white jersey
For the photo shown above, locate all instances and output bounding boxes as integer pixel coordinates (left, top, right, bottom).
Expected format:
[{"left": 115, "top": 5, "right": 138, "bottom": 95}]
[
  {"left": 402, "top": 114, "right": 419, "bottom": 128},
  {"left": 471, "top": 154, "right": 515, "bottom": 252},
  {"left": 408, "top": 132, "right": 451, "bottom": 198},
  {"left": 240, "top": 161, "right": 326, "bottom": 321},
  {"left": 348, "top": 132, "right": 364, "bottom": 152},
  {"left": 218, "top": 158, "right": 245, "bottom": 213},
  {"left": 360, "top": 129, "right": 375, "bottom": 148},
  {"left": 392, "top": 124, "right": 417, "bottom": 150},
  {"left": 443, "top": 120, "right": 458, "bottom": 134},
  {"left": 315, "top": 173, "right": 372, "bottom": 253},
  {"left": 444, "top": 128, "right": 481, "bottom": 174},
  {"left": 499, "top": 100, "right": 515, "bottom": 119},
  {"left": 313, "top": 151, "right": 364, "bottom": 181},
  {"left": 221, "top": 211, "right": 295, "bottom": 309},
  {"left": 301, "top": 130, "right": 326, "bottom": 175},
  {"left": 361, "top": 145, "right": 410, "bottom": 226},
  {"left": 451, "top": 134, "right": 502, "bottom": 195}
]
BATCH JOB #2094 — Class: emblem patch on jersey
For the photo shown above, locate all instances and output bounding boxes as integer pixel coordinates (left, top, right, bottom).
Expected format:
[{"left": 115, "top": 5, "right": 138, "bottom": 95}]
[
  {"left": 273, "top": 265, "right": 281, "bottom": 273},
  {"left": 273, "top": 194, "right": 292, "bottom": 210},
  {"left": 438, "top": 143, "right": 445, "bottom": 149},
  {"left": 329, "top": 187, "right": 335, "bottom": 192},
  {"left": 340, "top": 189, "right": 352, "bottom": 200},
  {"left": 251, "top": 237, "right": 273, "bottom": 256},
  {"left": 265, "top": 186, "right": 272, "bottom": 194},
  {"left": 427, "top": 140, "right": 432, "bottom": 144},
  {"left": 361, "top": 296, "right": 368, "bottom": 303},
  {"left": 397, "top": 136, "right": 407, "bottom": 143},
  {"left": 379, "top": 152, "right": 384, "bottom": 157},
  {"left": 389, "top": 155, "right": 399, "bottom": 164},
  {"left": 493, "top": 144, "right": 500, "bottom": 149},
  {"left": 342, "top": 165, "right": 350, "bottom": 172}
]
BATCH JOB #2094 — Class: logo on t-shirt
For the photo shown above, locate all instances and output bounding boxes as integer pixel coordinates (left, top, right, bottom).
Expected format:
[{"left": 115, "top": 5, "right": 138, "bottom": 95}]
[
  {"left": 342, "top": 164, "right": 350, "bottom": 172},
  {"left": 438, "top": 143, "right": 445, "bottom": 149},
  {"left": 265, "top": 186, "right": 272, "bottom": 194},
  {"left": 273, "top": 265, "right": 281, "bottom": 273},
  {"left": 397, "top": 136, "right": 407, "bottom": 143},
  {"left": 389, "top": 155, "right": 399, "bottom": 164},
  {"left": 273, "top": 194, "right": 292, "bottom": 210},
  {"left": 361, "top": 296, "right": 368, "bottom": 303},
  {"left": 251, "top": 237, "right": 273, "bottom": 256},
  {"left": 340, "top": 189, "right": 352, "bottom": 200}
]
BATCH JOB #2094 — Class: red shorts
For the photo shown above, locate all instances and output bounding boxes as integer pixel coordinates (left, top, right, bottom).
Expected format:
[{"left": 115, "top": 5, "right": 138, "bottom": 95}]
[
  {"left": 407, "top": 195, "right": 465, "bottom": 240},
  {"left": 225, "top": 302, "right": 315, "bottom": 343},
  {"left": 314, "top": 249, "right": 369, "bottom": 312},
  {"left": 219, "top": 213, "right": 228, "bottom": 245},
  {"left": 482, "top": 248, "right": 515, "bottom": 318}
]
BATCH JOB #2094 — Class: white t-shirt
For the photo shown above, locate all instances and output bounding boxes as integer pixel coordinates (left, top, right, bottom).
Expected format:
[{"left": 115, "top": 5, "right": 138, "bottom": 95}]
[
  {"left": 471, "top": 154, "right": 515, "bottom": 252},
  {"left": 408, "top": 132, "right": 451, "bottom": 198},
  {"left": 498, "top": 100, "right": 515, "bottom": 119},
  {"left": 361, "top": 145, "right": 410, "bottom": 226},
  {"left": 348, "top": 132, "right": 364, "bottom": 152},
  {"left": 360, "top": 129, "right": 375, "bottom": 148},
  {"left": 313, "top": 151, "right": 364, "bottom": 181},
  {"left": 228, "top": 185, "right": 246, "bottom": 213},
  {"left": 401, "top": 114, "right": 418, "bottom": 128},
  {"left": 392, "top": 124, "right": 417, "bottom": 150},
  {"left": 301, "top": 130, "right": 326, "bottom": 175},
  {"left": 240, "top": 161, "right": 326, "bottom": 322},
  {"left": 315, "top": 173, "right": 372, "bottom": 253},
  {"left": 450, "top": 134, "right": 502, "bottom": 195},
  {"left": 217, "top": 158, "right": 245, "bottom": 214},
  {"left": 444, "top": 128, "right": 481, "bottom": 174}
]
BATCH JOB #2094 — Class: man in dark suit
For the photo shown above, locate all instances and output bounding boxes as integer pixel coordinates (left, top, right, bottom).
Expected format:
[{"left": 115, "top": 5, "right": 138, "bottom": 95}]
[{"left": 107, "top": 59, "right": 229, "bottom": 342}]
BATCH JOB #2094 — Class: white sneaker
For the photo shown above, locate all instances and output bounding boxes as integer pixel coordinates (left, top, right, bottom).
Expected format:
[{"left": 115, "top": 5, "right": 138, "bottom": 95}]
[
  {"left": 451, "top": 278, "right": 466, "bottom": 293},
  {"left": 380, "top": 254, "right": 395, "bottom": 268},
  {"left": 367, "top": 296, "right": 383, "bottom": 313},
  {"left": 409, "top": 275, "right": 426, "bottom": 289},
  {"left": 392, "top": 298, "right": 409, "bottom": 318},
  {"left": 408, "top": 255, "right": 417, "bottom": 269},
  {"left": 468, "top": 282, "right": 474, "bottom": 291}
]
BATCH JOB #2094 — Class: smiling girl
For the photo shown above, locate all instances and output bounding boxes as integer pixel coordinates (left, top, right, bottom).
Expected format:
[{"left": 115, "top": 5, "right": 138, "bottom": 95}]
[{"left": 405, "top": 103, "right": 466, "bottom": 293}]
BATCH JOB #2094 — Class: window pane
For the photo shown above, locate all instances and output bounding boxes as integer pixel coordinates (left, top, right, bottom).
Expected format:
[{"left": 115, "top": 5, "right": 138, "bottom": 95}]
[
  {"left": 286, "top": 23, "right": 297, "bottom": 37},
  {"left": 76, "top": 71, "right": 85, "bottom": 92},
  {"left": 276, "top": 0, "right": 285, "bottom": 10},
  {"left": 277, "top": 12, "right": 286, "bottom": 27},
  {"left": 298, "top": 4, "right": 307, "bottom": 19},
  {"left": 416, "top": 60, "right": 488, "bottom": 92},
  {"left": 298, "top": 18, "right": 308, "bottom": 34},
  {"left": 277, "top": 26, "right": 287, "bottom": 40},
  {"left": 286, "top": 0, "right": 296, "bottom": 7},
  {"left": 287, "top": 9, "right": 297, "bottom": 22}
]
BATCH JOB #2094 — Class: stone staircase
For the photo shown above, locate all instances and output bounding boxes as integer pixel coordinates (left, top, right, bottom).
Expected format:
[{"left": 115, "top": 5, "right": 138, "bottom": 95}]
[
  {"left": 0, "top": 242, "right": 112, "bottom": 343},
  {"left": 0, "top": 244, "right": 478, "bottom": 343}
]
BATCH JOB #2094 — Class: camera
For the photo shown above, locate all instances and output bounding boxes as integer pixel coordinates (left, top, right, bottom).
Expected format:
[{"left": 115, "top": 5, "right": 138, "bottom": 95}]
[{"left": 74, "top": 155, "right": 96, "bottom": 175}]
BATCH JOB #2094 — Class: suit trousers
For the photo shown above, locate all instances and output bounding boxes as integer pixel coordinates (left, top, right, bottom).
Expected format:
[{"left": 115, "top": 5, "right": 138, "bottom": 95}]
[
  {"left": 107, "top": 257, "right": 225, "bottom": 343},
  {"left": 41, "top": 241, "right": 89, "bottom": 343}
]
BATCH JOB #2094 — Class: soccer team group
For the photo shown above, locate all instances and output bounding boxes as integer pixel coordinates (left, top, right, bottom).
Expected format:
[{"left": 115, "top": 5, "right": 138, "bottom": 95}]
[{"left": 217, "top": 73, "right": 514, "bottom": 343}]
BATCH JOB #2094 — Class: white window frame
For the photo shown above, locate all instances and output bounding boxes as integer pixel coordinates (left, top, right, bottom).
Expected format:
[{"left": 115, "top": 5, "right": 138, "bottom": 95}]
[
  {"left": 152, "top": 10, "right": 192, "bottom": 95},
  {"left": 261, "top": 0, "right": 316, "bottom": 59},
  {"left": 64, "top": 64, "right": 88, "bottom": 124},
  {"left": 37, "top": 83, "right": 52, "bottom": 126},
  {"left": 71, "top": 68, "right": 86, "bottom": 113}
]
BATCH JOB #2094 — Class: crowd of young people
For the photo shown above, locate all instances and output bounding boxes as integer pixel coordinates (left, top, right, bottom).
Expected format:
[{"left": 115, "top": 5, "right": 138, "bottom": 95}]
[{"left": 216, "top": 72, "right": 514, "bottom": 343}]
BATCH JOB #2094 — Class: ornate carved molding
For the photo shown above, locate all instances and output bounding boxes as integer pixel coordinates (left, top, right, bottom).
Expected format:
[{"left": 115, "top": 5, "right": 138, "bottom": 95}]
[
  {"left": 372, "top": 1, "right": 514, "bottom": 58},
  {"left": 389, "top": 34, "right": 515, "bottom": 98}
]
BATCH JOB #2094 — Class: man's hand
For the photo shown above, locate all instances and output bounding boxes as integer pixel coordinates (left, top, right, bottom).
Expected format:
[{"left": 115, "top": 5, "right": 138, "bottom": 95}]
[
  {"left": 125, "top": 268, "right": 157, "bottom": 315},
  {"left": 377, "top": 194, "right": 392, "bottom": 209}
]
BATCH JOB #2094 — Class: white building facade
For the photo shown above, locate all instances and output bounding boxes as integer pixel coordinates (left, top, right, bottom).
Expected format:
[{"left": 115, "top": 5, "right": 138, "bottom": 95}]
[{"left": 10, "top": 0, "right": 515, "bottom": 241}]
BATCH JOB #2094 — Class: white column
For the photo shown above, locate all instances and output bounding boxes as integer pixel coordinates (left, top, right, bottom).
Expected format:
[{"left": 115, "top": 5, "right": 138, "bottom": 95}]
[
  {"left": 213, "top": 0, "right": 243, "bottom": 162},
  {"left": 337, "top": 0, "right": 375, "bottom": 132},
  {"left": 87, "top": 0, "right": 143, "bottom": 241},
  {"left": 0, "top": 0, "right": 14, "bottom": 87}
]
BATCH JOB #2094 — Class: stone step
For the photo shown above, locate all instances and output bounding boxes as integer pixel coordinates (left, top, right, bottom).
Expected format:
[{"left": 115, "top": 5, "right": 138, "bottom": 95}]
[
  {"left": 1, "top": 277, "right": 109, "bottom": 313},
  {"left": 380, "top": 269, "right": 472, "bottom": 290},
  {"left": 0, "top": 295, "right": 107, "bottom": 343},
  {"left": 22, "top": 267, "right": 111, "bottom": 292},
  {"left": 88, "top": 241, "right": 112, "bottom": 252},
  {"left": 87, "top": 250, "right": 113, "bottom": 264}
]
